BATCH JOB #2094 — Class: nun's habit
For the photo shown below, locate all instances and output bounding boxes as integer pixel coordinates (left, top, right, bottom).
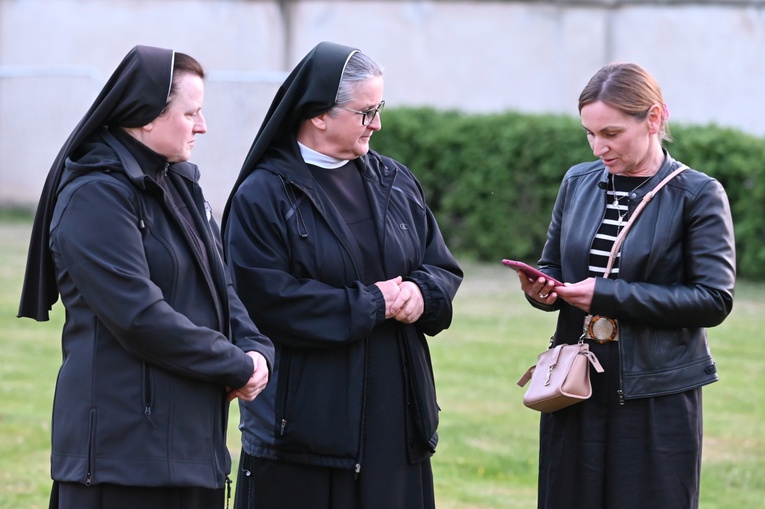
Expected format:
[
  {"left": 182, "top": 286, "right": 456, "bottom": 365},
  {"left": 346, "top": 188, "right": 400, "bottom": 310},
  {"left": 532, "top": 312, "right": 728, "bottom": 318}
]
[
  {"left": 19, "top": 45, "right": 172, "bottom": 321},
  {"left": 223, "top": 42, "right": 462, "bottom": 509},
  {"left": 20, "top": 46, "right": 274, "bottom": 509},
  {"left": 221, "top": 41, "right": 356, "bottom": 234}
]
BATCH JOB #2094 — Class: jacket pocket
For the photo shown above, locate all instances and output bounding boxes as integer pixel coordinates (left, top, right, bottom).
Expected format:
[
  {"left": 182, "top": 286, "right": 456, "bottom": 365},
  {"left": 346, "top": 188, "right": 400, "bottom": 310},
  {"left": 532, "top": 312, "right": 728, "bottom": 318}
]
[
  {"left": 142, "top": 363, "right": 156, "bottom": 427},
  {"left": 274, "top": 349, "right": 293, "bottom": 438},
  {"left": 399, "top": 327, "right": 439, "bottom": 452},
  {"left": 274, "top": 347, "right": 363, "bottom": 459}
]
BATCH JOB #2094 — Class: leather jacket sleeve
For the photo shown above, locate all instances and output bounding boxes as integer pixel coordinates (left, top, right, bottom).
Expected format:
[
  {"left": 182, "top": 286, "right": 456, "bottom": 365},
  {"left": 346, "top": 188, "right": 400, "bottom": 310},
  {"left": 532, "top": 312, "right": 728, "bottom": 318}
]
[{"left": 591, "top": 176, "right": 735, "bottom": 329}]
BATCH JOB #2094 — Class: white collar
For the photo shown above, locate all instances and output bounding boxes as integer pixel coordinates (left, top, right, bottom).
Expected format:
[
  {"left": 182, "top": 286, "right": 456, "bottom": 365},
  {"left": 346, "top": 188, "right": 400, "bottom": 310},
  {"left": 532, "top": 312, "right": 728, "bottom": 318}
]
[{"left": 298, "top": 142, "right": 348, "bottom": 169}]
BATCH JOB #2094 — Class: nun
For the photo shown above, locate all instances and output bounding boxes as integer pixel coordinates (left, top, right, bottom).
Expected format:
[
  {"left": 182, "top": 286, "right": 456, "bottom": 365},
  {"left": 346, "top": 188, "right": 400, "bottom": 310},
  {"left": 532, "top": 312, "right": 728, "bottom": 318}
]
[
  {"left": 222, "top": 41, "right": 463, "bottom": 509},
  {"left": 18, "top": 45, "right": 274, "bottom": 509}
]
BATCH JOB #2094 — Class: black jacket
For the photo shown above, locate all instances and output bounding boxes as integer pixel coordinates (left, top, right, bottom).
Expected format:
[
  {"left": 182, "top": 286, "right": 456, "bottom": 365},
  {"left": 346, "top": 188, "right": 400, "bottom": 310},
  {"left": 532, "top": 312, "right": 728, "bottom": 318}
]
[
  {"left": 532, "top": 153, "right": 735, "bottom": 400},
  {"left": 48, "top": 129, "right": 274, "bottom": 488},
  {"left": 225, "top": 146, "right": 462, "bottom": 470}
]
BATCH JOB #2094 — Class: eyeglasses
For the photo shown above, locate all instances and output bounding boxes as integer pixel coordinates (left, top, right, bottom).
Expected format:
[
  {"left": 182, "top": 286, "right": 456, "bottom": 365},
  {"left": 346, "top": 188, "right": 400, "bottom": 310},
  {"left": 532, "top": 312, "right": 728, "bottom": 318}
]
[{"left": 337, "top": 100, "right": 385, "bottom": 126}]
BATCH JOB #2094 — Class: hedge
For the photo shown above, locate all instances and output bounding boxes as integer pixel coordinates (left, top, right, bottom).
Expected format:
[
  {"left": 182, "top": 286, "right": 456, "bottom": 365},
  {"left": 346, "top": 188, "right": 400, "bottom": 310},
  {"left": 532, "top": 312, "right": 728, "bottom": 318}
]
[{"left": 371, "top": 107, "right": 765, "bottom": 281}]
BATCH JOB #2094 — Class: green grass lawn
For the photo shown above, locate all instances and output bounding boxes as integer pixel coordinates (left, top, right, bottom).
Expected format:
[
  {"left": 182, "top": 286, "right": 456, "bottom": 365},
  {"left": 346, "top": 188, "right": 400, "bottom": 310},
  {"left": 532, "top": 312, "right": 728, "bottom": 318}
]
[{"left": 1, "top": 216, "right": 764, "bottom": 508}]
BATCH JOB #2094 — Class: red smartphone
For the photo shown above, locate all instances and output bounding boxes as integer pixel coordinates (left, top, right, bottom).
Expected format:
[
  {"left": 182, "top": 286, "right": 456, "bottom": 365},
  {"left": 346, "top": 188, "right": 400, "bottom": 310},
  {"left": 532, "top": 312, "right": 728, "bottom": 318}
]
[{"left": 501, "top": 259, "right": 563, "bottom": 286}]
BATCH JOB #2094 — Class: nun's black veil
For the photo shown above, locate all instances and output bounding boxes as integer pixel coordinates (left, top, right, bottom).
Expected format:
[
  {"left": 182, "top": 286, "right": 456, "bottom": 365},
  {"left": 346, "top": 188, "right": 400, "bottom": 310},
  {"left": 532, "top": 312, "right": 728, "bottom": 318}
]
[
  {"left": 220, "top": 41, "right": 358, "bottom": 238},
  {"left": 18, "top": 45, "right": 174, "bottom": 321}
]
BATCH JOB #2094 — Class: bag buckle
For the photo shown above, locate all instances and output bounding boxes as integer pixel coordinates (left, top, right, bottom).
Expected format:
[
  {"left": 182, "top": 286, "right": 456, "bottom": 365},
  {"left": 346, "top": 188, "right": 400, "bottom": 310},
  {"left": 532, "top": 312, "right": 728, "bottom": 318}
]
[{"left": 583, "top": 315, "right": 619, "bottom": 344}]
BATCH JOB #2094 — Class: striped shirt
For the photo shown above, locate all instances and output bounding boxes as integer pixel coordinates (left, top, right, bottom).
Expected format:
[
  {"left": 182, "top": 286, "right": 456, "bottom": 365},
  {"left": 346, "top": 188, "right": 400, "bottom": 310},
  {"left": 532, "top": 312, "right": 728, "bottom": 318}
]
[{"left": 588, "top": 174, "right": 650, "bottom": 279}]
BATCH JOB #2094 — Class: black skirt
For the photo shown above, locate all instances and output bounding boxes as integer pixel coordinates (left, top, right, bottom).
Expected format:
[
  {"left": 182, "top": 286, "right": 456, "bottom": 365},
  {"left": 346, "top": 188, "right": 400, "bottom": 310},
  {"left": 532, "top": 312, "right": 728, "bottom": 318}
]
[
  {"left": 49, "top": 481, "right": 225, "bottom": 509},
  {"left": 234, "top": 450, "right": 434, "bottom": 509},
  {"left": 537, "top": 340, "right": 703, "bottom": 509}
]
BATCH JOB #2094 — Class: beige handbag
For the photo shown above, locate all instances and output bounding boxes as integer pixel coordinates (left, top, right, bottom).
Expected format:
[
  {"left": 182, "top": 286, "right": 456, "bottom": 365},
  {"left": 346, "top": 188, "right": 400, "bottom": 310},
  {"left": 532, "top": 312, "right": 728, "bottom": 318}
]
[
  {"left": 517, "top": 164, "right": 688, "bottom": 413},
  {"left": 517, "top": 338, "right": 603, "bottom": 412}
]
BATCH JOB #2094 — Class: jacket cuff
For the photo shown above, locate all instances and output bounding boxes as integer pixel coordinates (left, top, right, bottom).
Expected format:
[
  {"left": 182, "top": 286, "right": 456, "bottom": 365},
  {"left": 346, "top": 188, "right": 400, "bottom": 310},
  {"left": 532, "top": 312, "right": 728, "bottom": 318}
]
[
  {"left": 232, "top": 353, "right": 255, "bottom": 389},
  {"left": 367, "top": 283, "right": 387, "bottom": 324}
]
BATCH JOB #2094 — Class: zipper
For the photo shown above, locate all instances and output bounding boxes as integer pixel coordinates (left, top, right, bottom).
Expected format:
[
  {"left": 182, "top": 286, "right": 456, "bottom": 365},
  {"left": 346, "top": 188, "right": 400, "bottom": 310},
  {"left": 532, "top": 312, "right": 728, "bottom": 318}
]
[
  {"left": 378, "top": 165, "right": 396, "bottom": 279},
  {"left": 278, "top": 351, "right": 293, "bottom": 437},
  {"left": 85, "top": 408, "right": 97, "bottom": 486},
  {"left": 353, "top": 155, "right": 397, "bottom": 476},
  {"left": 590, "top": 188, "right": 626, "bottom": 405},
  {"left": 134, "top": 182, "right": 148, "bottom": 232},
  {"left": 617, "top": 333, "right": 625, "bottom": 405},
  {"left": 280, "top": 169, "right": 383, "bottom": 473},
  {"left": 143, "top": 363, "right": 153, "bottom": 416},
  {"left": 354, "top": 335, "right": 371, "bottom": 478},
  {"left": 202, "top": 199, "right": 230, "bottom": 329},
  {"left": 165, "top": 176, "right": 225, "bottom": 329},
  {"left": 204, "top": 201, "right": 227, "bottom": 274}
]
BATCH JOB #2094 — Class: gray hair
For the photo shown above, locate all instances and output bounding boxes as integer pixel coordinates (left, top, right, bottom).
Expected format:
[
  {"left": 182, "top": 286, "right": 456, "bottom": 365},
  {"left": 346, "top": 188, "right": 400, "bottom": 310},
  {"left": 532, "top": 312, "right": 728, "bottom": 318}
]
[{"left": 333, "top": 51, "right": 384, "bottom": 107}]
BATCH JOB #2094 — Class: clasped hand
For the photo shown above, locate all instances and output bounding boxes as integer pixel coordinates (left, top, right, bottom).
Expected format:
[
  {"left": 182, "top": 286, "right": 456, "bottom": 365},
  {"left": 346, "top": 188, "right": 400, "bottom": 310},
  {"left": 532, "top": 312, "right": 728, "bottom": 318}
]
[
  {"left": 374, "top": 276, "right": 425, "bottom": 323},
  {"left": 228, "top": 351, "right": 269, "bottom": 402}
]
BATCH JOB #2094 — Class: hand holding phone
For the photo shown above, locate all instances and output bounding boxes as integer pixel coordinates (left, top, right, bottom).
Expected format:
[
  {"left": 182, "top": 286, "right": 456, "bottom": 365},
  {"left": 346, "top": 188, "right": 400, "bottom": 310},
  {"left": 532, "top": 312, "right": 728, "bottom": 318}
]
[{"left": 501, "top": 259, "right": 563, "bottom": 286}]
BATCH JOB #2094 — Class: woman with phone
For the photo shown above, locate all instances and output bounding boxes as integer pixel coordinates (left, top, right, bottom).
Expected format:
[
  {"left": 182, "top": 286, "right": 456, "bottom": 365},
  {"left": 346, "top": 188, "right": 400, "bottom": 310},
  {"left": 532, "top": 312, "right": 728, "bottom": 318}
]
[{"left": 516, "top": 63, "right": 735, "bottom": 508}]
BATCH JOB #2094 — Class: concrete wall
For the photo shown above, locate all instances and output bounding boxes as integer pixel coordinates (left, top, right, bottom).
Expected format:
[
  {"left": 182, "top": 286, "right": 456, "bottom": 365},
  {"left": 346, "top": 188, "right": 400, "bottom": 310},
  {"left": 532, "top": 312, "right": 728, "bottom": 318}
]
[{"left": 2, "top": 0, "right": 764, "bottom": 215}]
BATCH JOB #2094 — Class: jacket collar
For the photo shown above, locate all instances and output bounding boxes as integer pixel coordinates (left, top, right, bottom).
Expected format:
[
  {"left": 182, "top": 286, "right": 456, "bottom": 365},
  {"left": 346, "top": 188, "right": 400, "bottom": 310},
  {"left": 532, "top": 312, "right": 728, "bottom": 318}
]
[
  {"left": 103, "top": 127, "right": 199, "bottom": 188},
  {"left": 260, "top": 140, "right": 393, "bottom": 188}
]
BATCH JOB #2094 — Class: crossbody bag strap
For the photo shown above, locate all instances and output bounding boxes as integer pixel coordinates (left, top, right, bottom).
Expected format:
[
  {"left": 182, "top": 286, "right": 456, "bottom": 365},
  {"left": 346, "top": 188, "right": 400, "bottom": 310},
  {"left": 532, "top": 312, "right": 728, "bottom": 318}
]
[{"left": 603, "top": 164, "right": 688, "bottom": 278}]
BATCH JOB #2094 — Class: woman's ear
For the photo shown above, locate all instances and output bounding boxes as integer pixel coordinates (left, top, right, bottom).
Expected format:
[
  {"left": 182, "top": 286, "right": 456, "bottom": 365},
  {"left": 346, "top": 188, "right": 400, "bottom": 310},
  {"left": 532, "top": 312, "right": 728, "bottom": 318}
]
[
  {"left": 121, "top": 123, "right": 153, "bottom": 142},
  {"left": 310, "top": 113, "right": 329, "bottom": 132},
  {"left": 646, "top": 104, "right": 663, "bottom": 135}
]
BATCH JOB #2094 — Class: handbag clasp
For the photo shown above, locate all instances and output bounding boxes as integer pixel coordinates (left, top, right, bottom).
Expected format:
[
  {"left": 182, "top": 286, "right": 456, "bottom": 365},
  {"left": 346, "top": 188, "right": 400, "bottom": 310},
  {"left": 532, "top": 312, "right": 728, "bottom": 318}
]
[{"left": 544, "top": 365, "right": 554, "bottom": 386}]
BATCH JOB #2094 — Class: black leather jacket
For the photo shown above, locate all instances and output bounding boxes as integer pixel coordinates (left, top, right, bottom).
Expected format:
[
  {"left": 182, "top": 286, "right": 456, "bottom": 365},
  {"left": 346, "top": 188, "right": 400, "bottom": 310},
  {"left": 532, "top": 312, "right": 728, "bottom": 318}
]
[{"left": 531, "top": 152, "right": 735, "bottom": 400}]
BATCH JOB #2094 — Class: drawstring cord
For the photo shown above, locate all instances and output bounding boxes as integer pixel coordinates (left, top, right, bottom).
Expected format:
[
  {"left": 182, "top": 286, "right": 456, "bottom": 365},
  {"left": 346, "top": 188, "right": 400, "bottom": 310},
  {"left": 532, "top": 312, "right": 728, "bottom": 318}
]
[{"left": 279, "top": 176, "right": 308, "bottom": 238}]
